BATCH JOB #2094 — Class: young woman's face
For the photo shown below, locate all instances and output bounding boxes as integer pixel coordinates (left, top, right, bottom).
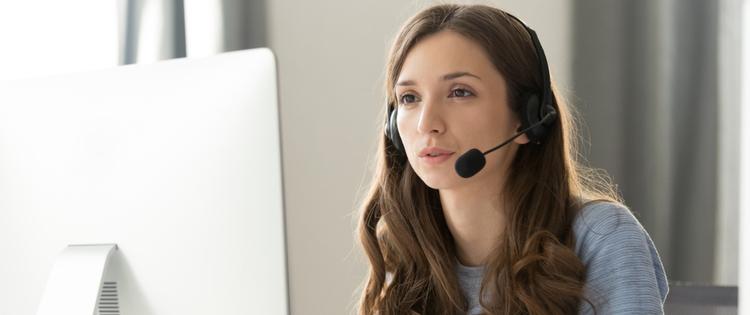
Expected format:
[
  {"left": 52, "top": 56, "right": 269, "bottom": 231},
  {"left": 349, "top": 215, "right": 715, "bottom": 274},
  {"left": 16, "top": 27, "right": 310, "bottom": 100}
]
[{"left": 394, "top": 30, "right": 528, "bottom": 189}]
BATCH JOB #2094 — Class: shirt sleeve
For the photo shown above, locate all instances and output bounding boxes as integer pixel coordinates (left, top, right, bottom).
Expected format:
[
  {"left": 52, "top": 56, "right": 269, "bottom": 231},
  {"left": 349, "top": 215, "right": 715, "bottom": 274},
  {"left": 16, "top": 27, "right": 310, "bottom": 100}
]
[{"left": 574, "top": 202, "right": 670, "bottom": 315}]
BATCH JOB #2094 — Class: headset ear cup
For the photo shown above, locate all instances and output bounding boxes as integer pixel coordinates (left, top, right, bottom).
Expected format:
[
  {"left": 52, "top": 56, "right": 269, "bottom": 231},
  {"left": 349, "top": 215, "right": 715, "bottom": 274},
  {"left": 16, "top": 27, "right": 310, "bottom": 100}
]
[
  {"left": 522, "top": 94, "right": 545, "bottom": 143},
  {"left": 387, "top": 108, "right": 405, "bottom": 153},
  {"left": 543, "top": 105, "right": 558, "bottom": 123}
]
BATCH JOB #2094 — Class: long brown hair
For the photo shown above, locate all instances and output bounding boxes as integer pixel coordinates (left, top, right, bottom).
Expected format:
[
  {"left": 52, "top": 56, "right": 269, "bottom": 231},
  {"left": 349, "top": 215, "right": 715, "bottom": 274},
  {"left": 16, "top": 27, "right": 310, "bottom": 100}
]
[{"left": 357, "top": 4, "right": 621, "bottom": 314}]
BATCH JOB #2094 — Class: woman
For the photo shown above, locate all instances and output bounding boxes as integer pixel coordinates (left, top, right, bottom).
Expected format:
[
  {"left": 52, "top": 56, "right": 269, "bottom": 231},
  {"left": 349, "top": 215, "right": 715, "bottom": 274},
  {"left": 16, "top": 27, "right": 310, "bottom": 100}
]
[{"left": 356, "top": 4, "right": 668, "bottom": 315}]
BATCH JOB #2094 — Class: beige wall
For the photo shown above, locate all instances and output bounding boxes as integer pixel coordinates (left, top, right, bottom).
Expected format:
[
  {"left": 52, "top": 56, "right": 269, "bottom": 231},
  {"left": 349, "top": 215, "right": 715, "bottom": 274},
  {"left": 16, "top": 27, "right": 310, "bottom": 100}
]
[{"left": 265, "top": 1, "right": 571, "bottom": 313}]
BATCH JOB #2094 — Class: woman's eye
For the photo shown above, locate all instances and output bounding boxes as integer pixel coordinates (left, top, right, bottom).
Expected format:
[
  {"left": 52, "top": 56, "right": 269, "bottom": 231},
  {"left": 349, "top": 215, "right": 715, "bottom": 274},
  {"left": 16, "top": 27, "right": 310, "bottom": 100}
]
[
  {"left": 450, "top": 88, "right": 474, "bottom": 98},
  {"left": 399, "top": 94, "right": 417, "bottom": 104}
]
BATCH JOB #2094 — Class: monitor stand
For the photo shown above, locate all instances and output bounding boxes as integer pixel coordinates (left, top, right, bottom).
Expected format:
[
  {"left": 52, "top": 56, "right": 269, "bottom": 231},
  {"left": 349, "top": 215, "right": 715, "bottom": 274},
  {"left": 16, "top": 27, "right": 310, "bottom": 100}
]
[{"left": 37, "top": 244, "right": 119, "bottom": 315}]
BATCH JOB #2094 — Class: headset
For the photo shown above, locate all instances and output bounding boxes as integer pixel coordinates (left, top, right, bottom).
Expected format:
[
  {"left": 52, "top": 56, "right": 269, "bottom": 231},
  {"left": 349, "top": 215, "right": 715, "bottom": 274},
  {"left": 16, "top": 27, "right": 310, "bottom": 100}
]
[{"left": 384, "top": 12, "right": 558, "bottom": 158}]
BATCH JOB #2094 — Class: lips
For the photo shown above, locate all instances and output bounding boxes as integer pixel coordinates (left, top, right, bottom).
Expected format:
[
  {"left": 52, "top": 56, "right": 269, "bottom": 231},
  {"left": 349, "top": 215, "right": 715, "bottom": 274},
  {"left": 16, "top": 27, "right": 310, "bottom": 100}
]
[
  {"left": 418, "top": 147, "right": 455, "bottom": 157},
  {"left": 420, "top": 152, "right": 454, "bottom": 166},
  {"left": 418, "top": 147, "right": 456, "bottom": 166}
]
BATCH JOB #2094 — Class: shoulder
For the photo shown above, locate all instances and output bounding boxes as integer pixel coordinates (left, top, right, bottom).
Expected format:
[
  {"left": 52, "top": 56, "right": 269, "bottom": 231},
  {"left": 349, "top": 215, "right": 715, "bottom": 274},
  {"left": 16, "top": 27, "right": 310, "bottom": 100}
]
[
  {"left": 572, "top": 201, "right": 643, "bottom": 242},
  {"left": 572, "top": 201, "right": 649, "bottom": 267},
  {"left": 571, "top": 200, "right": 653, "bottom": 264},
  {"left": 572, "top": 201, "right": 670, "bottom": 314}
]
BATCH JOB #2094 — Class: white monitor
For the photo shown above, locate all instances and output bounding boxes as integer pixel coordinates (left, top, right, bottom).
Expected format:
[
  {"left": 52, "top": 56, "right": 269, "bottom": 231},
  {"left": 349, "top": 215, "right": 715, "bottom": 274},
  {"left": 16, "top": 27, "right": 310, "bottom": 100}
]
[{"left": 0, "top": 48, "right": 289, "bottom": 315}]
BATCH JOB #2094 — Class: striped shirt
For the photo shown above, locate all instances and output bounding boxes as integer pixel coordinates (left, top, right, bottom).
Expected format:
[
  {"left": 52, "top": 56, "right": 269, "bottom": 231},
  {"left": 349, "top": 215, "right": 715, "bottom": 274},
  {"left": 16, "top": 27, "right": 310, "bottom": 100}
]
[{"left": 456, "top": 201, "right": 669, "bottom": 314}]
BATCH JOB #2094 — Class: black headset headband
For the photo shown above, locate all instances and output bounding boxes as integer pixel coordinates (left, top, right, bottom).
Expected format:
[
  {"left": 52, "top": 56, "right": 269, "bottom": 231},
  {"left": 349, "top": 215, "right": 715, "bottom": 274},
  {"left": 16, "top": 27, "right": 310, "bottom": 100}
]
[{"left": 503, "top": 12, "right": 553, "bottom": 110}]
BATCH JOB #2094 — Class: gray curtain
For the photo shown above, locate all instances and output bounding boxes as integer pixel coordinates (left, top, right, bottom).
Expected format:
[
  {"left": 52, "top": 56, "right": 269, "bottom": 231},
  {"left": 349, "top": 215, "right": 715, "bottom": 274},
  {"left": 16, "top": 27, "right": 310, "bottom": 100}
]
[
  {"left": 118, "top": 0, "right": 186, "bottom": 65},
  {"left": 572, "top": 0, "right": 720, "bottom": 284},
  {"left": 118, "top": 0, "right": 265, "bottom": 65}
]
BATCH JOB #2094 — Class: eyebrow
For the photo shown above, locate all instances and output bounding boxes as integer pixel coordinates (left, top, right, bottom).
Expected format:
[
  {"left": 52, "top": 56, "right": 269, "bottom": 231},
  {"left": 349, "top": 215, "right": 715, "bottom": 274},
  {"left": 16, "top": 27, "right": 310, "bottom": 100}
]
[{"left": 396, "top": 71, "right": 481, "bottom": 86}]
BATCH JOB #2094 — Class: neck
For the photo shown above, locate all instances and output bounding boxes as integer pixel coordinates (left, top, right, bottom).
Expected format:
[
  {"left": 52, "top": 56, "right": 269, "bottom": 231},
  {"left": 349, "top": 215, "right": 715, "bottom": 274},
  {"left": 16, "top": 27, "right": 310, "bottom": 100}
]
[{"left": 440, "top": 180, "right": 507, "bottom": 267}]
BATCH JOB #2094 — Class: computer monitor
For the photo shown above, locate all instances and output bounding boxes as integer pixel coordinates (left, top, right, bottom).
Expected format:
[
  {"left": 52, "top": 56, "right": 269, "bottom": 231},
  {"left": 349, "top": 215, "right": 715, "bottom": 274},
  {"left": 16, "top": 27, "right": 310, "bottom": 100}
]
[{"left": 0, "top": 48, "right": 289, "bottom": 315}]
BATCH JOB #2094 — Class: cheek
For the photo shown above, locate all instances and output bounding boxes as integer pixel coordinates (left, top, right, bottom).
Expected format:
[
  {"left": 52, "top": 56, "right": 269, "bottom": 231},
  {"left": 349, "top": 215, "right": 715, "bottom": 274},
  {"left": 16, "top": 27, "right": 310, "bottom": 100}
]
[
  {"left": 396, "top": 110, "right": 417, "bottom": 147},
  {"left": 396, "top": 110, "right": 417, "bottom": 138},
  {"left": 453, "top": 108, "right": 508, "bottom": 144}
]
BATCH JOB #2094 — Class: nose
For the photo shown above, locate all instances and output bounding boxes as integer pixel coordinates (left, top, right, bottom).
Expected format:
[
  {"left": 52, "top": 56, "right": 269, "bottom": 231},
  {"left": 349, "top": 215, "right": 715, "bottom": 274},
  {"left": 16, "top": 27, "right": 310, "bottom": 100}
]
[{"left": 417, "top": 100, "right": 446, "bottom": 135}]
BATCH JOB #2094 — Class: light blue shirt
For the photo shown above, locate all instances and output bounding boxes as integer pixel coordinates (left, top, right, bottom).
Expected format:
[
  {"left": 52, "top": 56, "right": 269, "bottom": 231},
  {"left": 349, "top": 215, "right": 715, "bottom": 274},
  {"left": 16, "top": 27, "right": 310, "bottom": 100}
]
[{"left": 455, "top": 201, "right": 669, "bottom": 314}]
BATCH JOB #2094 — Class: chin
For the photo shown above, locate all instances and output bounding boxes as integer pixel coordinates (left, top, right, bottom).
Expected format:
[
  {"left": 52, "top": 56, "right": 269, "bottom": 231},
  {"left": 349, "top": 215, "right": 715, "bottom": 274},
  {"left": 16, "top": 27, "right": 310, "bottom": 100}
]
[{"left": 415, "top": 171, "right": 457, "bottom": 190}]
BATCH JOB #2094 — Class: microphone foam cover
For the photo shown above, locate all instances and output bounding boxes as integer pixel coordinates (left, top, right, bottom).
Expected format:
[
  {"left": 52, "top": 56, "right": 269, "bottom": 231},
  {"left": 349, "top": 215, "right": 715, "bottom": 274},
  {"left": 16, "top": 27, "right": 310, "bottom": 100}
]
[{"left": 455, "top": 148, "right": 486, "bottom": 178}]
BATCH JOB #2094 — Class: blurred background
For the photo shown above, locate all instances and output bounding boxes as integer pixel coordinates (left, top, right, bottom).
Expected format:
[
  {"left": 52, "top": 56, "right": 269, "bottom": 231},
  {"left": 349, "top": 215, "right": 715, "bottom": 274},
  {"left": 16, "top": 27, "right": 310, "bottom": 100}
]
[{"left": 0, "top": 0, "right": 746, "bottom": 314}]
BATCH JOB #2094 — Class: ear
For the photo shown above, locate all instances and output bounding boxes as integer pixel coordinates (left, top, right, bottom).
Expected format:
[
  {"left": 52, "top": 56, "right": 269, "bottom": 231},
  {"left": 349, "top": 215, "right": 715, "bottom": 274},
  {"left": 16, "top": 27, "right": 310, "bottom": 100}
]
[{"left": 514, "top": 121, "right": 530, "bottom": 144}]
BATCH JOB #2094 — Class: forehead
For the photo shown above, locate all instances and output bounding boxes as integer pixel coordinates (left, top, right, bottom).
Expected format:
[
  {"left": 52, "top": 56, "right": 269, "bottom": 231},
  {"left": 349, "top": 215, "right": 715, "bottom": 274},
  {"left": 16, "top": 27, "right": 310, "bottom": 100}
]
[{"left": 397, "top": 30, "right": 498, "bottom": 83}]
